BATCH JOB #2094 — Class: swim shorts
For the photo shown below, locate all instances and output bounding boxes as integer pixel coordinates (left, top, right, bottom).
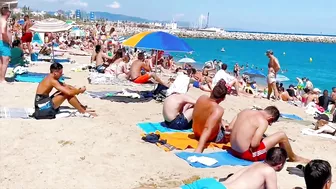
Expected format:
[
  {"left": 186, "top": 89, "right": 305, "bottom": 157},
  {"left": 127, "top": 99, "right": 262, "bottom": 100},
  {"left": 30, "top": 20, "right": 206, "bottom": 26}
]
[
  {"left": 193, "top": 81, "right": 200, "bottom": 88},
  {"left": 228, "top": 141, "right": 267, "bottom": 161},
  {"left": 267, "top": 73, "right": 276, "bottom": 84},
  {"left": 180, "top": 178, "right": 227, "bottom": 189},
  {"left": 32, "top": 94, "right": 58, "bottom": 119},
  {"left": 133, "top": 73, "right": 150, "bottom": 84},
  {"left": 164, "top": 113, "right": 193, "bottom": 130},
  {"left": 21, "top": 32, "right": 33, "bottom": 43},
  {"left": 0, "top": 40, "right": 11, "bottom": 57}
]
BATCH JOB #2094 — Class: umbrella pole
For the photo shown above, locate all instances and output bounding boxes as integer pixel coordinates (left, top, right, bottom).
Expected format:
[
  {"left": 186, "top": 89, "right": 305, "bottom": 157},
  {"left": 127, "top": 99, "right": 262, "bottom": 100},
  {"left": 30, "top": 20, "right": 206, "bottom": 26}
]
[
  {"left": 154, "top": 49, "right": 158, "bottom": 90},
  {"left": 52, "top": 42, "right": 55, "bottom": 63}
]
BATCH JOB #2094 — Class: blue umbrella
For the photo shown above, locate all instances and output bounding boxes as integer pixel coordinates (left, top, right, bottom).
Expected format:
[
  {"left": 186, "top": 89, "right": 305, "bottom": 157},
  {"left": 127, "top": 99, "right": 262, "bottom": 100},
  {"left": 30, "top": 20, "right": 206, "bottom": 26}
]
[
  {"left": 18, "top": 19, "right": 24, "bottom": 25},
  {"left": 243, "top": 69, "right": 266, "bottom": 78},
  {"left": 122, "top": 31, "right": 193, "bottom": 52}
]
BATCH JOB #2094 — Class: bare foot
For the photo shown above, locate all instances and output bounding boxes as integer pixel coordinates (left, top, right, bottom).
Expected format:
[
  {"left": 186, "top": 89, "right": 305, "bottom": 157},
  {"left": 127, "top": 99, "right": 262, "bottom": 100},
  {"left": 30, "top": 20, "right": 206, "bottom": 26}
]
[
  {"left": 289, "top": 156, "right": 310, "bottom": 164},
  {"left": 0, "top": 80, "right": 8, "bottom": 84}
]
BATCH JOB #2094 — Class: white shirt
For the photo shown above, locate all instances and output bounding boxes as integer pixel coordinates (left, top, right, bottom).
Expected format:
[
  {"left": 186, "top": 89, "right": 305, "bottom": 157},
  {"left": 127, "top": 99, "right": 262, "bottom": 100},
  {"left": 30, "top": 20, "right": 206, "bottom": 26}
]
[{"left": 212, "top": 70, "right": 234, "bottom": 88}]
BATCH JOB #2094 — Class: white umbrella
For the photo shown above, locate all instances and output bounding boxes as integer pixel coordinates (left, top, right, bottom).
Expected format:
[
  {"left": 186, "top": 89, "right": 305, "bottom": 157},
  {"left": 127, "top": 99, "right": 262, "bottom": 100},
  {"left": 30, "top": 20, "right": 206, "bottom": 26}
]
[
  {"left": 30, "top": 18, "right": 72, "bottom": 33},
  {"left": 0, "top": 0, "right": 18, "bottom": 9},
  {"left": 178, "top": 57, "right": 196, "bottom": 63},
  {"left": 276, "top": 74, "right": 290, "bottom": 82},
  {"left": 70, "top": 29, "right": 85, "bottom": 37}
]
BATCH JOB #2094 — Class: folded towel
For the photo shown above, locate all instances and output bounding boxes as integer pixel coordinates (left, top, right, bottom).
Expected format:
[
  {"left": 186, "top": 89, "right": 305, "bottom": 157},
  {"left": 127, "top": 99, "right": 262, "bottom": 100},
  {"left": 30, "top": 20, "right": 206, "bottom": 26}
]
[
  {"left": 176, "top": 151, "right": 253, "bottom": 168},
  {"left": 281, "top": 113, "right": 303, "bottom": 121}
]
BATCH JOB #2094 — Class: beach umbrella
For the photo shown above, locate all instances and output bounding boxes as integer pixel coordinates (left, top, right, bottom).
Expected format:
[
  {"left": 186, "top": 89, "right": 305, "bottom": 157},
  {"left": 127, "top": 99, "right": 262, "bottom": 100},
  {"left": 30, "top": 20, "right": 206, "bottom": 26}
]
[
  {"left": 17, "top": 19, "right": 24, "bottom": 25},
  {"left": 0, "top": 0, "right": 18, "bottom": 9},
  {"left": 243, "top": 69, "right": 266, "bottom": 78},
  {"left": 276, "top": 74, "right": 290, "bottom": 82},
  {"left": 178, "top": 57, "right": 196, "bottom": 63},
  {"left": 122, "top": 31, "right": 193, "bottom": 52},
  {"left": 70, "top": 28, "right": 85, "bottom": 37},
  {"left": 30, "top": 18, "right": 72, "bottom": 33}
]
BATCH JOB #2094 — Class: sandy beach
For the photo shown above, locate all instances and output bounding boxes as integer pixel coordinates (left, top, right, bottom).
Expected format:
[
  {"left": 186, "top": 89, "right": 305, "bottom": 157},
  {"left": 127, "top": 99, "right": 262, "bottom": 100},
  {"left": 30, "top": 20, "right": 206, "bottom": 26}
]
[{"left": 1, "top": 55, "right": 336, "bottom": 189}]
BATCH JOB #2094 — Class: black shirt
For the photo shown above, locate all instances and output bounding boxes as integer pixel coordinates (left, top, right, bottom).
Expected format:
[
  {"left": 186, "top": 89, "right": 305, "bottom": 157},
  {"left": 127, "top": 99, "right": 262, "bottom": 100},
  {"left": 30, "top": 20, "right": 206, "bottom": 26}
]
[{"left": 318, "top": 96, "right": 335, "bottom": 110}]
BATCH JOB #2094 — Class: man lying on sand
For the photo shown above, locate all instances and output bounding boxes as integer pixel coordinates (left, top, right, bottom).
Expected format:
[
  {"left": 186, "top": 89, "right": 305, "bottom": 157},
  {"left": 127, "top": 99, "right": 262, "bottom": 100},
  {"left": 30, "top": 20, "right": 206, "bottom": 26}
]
[
  {"left": 33, "top": 63, "right": 97, "bottom": 119},
  {"left": 128, "top": 52, "right": 168, "bottom": 87},
  {"left": 193, "top": 79, "right": 228, "bottom": 153},
  {"left": 163, "top": 94, "right": 196, "bottom": 130},
  {"left": 228, "top": 106, "right": 309, "bottom": 163},
  {"left": 136, "top": 147, "right": 287, "bottom": 189}
]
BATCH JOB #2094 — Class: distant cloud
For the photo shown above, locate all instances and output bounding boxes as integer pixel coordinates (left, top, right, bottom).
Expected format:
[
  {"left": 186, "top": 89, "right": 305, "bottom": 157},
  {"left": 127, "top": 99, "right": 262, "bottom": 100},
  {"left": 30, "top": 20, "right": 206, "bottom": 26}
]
[
  {"left": 40, "top": 0, "right": 88, "bottom": 7},
  {"left": 106, "top": 1, "right": 121, "bottom": 9}
]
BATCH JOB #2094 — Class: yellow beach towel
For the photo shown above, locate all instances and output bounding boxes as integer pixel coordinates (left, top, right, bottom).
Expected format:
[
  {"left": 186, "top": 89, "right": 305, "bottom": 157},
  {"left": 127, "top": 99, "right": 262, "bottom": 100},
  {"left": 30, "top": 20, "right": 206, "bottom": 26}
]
[{"left": 142, "top": 132, "right": 231, "bottom": 152}]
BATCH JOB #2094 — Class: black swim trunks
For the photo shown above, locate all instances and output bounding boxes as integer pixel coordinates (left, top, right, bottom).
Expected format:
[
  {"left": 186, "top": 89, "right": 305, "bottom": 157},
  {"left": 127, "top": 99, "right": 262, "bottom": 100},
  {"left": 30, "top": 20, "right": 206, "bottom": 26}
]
[
  {"left": 164, "top": 113, "right": 193, "bottom": 130},
  {"left": 32, "top": 94, "right": 59, "bottom": 119}
]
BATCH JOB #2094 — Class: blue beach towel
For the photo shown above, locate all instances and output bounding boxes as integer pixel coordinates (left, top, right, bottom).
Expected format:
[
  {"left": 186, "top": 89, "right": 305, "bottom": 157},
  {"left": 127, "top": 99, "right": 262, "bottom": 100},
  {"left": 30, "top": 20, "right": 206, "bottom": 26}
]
[
  {"left": 137, "top": 122, "right": 192, "bottom": 134},
  {"left": 281, "top": 113, "right": 303, "bottom": 121},
  {"left": 15, "top": 72, "right": 65, "bottom": 83},
  {"left": 175, "top": 151, "right": 253, "bottom": 168}
]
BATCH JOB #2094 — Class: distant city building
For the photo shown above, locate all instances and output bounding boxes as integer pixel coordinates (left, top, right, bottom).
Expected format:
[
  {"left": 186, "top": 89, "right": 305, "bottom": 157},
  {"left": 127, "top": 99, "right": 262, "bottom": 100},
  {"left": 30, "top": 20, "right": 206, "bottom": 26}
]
[
  {"left": 90, "top": 12, "right": 95, "bottom": 21},
  {"left": 75, "top": 9, "right": 81, "bottom": 19},
  {"left": 165, "top": 22, "right": 177, "bottom": 30}
]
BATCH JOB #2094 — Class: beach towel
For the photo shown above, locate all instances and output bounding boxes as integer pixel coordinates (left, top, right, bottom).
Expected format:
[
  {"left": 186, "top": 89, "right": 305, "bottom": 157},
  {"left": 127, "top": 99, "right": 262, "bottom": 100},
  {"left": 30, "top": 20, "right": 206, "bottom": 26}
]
[
  {"left": 142, "top": 132, "right": 230, "bottom": 152},
  {"left": 301, "top": 128, "right": 336, "bottom": 140},
  {"left": 280, "top": 113, "right": 303, "bottom": 121},
  {"left": 86, "top": 91, "right": 117, "bottom": 98},
  {"left": 14, "top": 72, "right": 66, "bottom": 83},
  {"left": 176, "top": 151, "right": 253, "bottom": 168},
  {"left": 137, "top": 122, "right": 192, "bottom": 134},
  {"left": 0, "top": 107, "right": 87, "bottom": 119},
  {"left": 166, "top": 73, "right": 190, "bottom": 96},
  {"left": 92, "top": 89, "right": 153, "bottom": 103},
  {"left": 101, "top": 96, "right": 153, "bottom": 103}
]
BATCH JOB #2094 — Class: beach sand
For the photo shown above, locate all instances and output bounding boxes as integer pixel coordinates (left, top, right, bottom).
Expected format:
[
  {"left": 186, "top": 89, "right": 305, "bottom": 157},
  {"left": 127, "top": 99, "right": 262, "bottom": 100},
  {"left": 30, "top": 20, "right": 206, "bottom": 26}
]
[{"left": 1, "top": 55, "right": 336, "bottom": 189}]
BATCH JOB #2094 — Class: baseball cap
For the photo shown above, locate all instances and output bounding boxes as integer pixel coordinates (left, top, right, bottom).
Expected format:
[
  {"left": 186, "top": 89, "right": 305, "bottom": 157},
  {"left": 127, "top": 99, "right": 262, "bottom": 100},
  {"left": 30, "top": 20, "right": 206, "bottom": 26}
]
[
  {"left": 313, "top": 88, "right": 321, "bottom": 93},
  {"left": 266, "top": 50, "right": 273, "bottom": 55}
]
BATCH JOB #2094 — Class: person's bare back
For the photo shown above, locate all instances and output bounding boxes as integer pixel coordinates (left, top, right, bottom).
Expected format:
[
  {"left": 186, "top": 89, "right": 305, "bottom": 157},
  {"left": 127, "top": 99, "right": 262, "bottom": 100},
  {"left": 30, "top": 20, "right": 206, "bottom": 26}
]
[
  {"left": 163, "top": 94, "right": 195, "bottom": 122},
  {"left": 129, "top": 59, "right": 144, "bottom": 80},
  {"left": 225, "top": 162, "right": 278, "bottom": 189},
  {"left": 193, "top": 95, "right": 223, "bottom": 141},
  {"left": 36, "top": 75, "right": 58, "bottom": 96},
  {"left": 229, "top": 109, "right": 264, "bottom": 153}
]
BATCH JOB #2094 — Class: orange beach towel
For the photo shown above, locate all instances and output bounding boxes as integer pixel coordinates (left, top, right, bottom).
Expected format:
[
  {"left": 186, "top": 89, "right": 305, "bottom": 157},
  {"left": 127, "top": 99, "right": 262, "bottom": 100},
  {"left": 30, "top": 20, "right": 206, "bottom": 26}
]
[{"left": 142, "top": 132, "right": 231, "bottom": 152}]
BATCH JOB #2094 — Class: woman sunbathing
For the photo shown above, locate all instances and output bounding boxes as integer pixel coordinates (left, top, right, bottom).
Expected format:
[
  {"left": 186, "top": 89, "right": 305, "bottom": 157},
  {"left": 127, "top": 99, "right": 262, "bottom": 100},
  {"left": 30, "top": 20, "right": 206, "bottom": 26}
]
[{"left": 313, "top": 119, "right": 336, "bottom": 136}]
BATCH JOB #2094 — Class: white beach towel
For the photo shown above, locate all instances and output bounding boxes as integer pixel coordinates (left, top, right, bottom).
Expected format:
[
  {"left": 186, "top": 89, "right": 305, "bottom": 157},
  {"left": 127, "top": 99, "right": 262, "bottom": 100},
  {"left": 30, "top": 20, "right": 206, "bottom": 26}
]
[
  {"left": 301, "top": 128, "right": 336, "bottom": 140},
  {"left": 166, "top": 73, "right": 190, "bottom": 96},
  {"left": 187, "top": 155, "right": 218, "bottom": 166},
  {"left": 88, "top": 72, "right": 153, "bottom": 88}
]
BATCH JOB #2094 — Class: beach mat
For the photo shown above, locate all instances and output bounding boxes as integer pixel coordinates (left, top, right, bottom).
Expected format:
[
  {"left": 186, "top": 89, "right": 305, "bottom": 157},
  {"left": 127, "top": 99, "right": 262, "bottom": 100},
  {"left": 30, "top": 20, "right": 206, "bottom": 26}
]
[
  {"left": 14, "top": 72, "right": 67, "bottom": 83},
  {"left": 101, "top": 96, "right": 152, "bottom": 103},
  {"left": 142, "top": 132, "right": 230, "bottom": 152},
  {"left": 176, "top": 151, "right": 253, "bottom": 168},
  {"left": 281, "top": 113, "right": 303, "bottom": 121},
  {"left": 137, "top": 122, "right": 192, "bottom": 134},
  {"left": 0, "top": 107, "right": 88, "bottom": 119}
]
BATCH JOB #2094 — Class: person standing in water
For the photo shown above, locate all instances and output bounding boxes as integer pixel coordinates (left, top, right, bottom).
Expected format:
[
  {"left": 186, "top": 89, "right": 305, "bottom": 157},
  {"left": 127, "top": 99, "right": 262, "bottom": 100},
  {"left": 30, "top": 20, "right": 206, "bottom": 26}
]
[
  {"left": 266, "top": 50, "right": 281, "bottom": 100},
  {"left": 0, "top": 6, "right": 11, "bottom": 83}
]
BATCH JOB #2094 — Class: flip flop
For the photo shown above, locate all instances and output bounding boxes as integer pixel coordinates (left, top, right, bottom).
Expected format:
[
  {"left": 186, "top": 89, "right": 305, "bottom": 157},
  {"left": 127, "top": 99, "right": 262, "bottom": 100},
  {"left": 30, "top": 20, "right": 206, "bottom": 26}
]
[{"left": 286, "top": 165, "right": 305, "bottom": 177}]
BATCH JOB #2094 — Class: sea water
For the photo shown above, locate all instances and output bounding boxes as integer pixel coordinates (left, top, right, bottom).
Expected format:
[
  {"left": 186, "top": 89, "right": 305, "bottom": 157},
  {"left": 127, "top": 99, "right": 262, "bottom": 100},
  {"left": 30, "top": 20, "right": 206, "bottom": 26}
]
[{"left": 173, "top": 38, "right": 336, "bottom": 90}]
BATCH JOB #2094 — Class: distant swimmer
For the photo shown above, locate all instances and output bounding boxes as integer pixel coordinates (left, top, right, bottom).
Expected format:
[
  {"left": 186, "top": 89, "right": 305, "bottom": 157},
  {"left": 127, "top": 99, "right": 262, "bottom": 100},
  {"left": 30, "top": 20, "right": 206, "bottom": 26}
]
[
  {"left": 266, "top": 50, "right": 281, "bottom": 100},
  {"left": 221, "top": 48, "right": 225, "bottom": 52}
]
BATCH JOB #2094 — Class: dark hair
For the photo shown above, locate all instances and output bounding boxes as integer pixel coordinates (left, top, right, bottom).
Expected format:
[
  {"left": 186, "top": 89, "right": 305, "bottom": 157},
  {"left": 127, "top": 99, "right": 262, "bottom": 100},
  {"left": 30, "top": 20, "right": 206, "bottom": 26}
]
[
  {"left": 50, "top": 63, "right": 63, "bottom": 73},
  {"left": 221, "top": 63, "right": 228, "bottom": 71},
  {"left": 95, "top": 45, "right": 101, "bottom": 53},
  {"left": 110, "top": 27, "right": 115, "bottom": 34},
  {"left": 332, "top": 87, "right": 336, "bottom": 90},
  {"left": 211, "top": 79, "right": 227, "bottom": 99},
  {"left": 304, "top": 160, "right": 332, "bottom": 189},
  {"left": 1, "top": 7, "right": 9, "bottom": 16},
  {"left": 12, "top": 40, "right": 21, "bottom": 47},
  {"left": 264, "top": 106, "right": 280, "bottom": 122},
  {"left": 24, "top": 15, "right": 29, "bottom": 19},
  {"left": 265, "top": 147, "right": 287, "bottom": 166},
  {"left": 323, "top": 90, "right": 328, "bottom": 95}
]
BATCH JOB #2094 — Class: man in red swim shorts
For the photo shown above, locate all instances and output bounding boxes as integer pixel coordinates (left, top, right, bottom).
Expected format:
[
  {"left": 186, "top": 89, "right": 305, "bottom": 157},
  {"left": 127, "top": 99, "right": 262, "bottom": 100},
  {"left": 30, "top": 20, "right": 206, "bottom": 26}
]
[
  {"left": 228, "top": 106, "right": 309, "bottom": 163},
  {"left": 129, "top": 52, "right": 168, "bottom": 86},
  {"left": 21, "top": 15, "right": 33, "bottom": 54}
]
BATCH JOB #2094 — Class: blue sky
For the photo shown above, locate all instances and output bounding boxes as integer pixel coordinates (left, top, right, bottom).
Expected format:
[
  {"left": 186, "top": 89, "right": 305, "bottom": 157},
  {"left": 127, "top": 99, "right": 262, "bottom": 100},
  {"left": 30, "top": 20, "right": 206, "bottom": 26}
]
[{"left": 20, "top": 0, "right": 336, "bottom": 34}]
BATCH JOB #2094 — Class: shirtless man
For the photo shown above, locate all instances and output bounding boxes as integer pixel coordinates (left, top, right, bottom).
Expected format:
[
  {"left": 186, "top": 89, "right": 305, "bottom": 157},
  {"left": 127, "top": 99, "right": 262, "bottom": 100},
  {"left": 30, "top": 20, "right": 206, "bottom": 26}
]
[
  {"left": 0, "top": 6, "right": 11, "bottom": 83},
  {"left": 304, "top": 88, "right": 320, "bottom": 106},
  {"left": 137, "top": 147, "right": 287, "bottom": 189},
  {"left": 266, "top": 50, "right": 281, "bottom": 100},
  {"left": 21, "top": 15, "right": 33, "bottom": 54},
  {"left": 33, "top": 63, "right": 97, "bottom": 119},
  {"left": 163, "top": 94, "right": 196, "bottom": 130},
  {"left": 193, "top": 79, "right": 228, "bottom": 153},
  {"left": 128, "top": 52, "right": 168, "bottom": 87},
  {"left": 91, "top": 45, "right": 113, "bottom": 73},
  {"left": 228, "top": 106, "right": 309, "bottom": 163}
]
